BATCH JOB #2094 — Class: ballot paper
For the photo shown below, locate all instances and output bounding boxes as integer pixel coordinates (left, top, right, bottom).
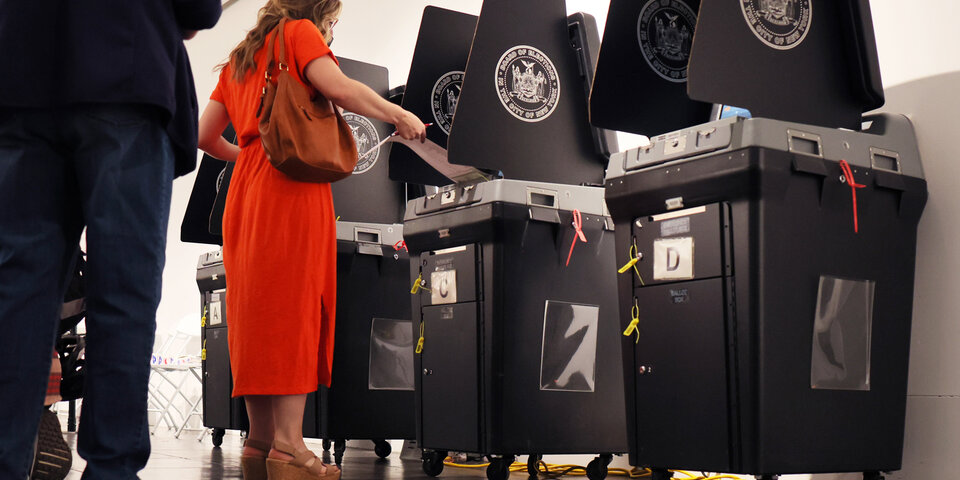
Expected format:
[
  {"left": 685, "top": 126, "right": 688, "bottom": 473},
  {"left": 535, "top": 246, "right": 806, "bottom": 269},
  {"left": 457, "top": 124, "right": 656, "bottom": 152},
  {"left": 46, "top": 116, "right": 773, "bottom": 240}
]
[{"left": 368, "top": 136, "right": 489, "bottom": 185}]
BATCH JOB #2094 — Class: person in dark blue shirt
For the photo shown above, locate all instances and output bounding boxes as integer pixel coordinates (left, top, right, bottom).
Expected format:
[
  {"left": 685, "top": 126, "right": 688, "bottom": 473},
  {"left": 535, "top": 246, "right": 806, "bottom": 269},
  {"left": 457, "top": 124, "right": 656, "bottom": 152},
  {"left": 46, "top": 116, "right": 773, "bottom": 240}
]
[{"left": 0, "top": 1, "right": 221, "bottom": 478}]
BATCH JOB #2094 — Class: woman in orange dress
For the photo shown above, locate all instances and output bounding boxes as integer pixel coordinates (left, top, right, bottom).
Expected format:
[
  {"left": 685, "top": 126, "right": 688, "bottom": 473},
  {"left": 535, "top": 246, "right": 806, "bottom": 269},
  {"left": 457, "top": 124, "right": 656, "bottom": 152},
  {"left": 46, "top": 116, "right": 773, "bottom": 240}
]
[{"left": 197, "top": 1, "right": 425, "bottom": 479}]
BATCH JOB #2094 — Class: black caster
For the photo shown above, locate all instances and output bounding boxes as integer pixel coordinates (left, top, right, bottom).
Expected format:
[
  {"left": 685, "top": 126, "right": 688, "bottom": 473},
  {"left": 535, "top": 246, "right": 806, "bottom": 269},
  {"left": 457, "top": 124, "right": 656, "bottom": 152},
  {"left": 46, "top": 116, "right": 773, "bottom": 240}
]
[
  {"left": 756, "top": 476, "right": 779, "bottom": 480},
  {"left": 373, "top": 439, "right": 392, "bottom": 459},
  {"left": 487, "top": 455, "right": 515, "bottom": 480},
  {"left": 651, "top": 467, "right": 673, "bottom": 480},
  {"left": 333, "top": 439, "right": 346, "bottom": 466},
  {"left": 422, "top": 450, "right": 447, "bottom": 477},
  {"left": 526, "top": 454, "right": 542, "bottom": 477},
  {"left": 864, "top": 472, "right": 885, "bottom": 480},
  {"left": 586, "top": 454, "right": 612, "bottom": 480},
  {"left": 211, "top": 429, "right": 225, "bottom": 447},
  {"left": 322, "top": 439, "right": 331, "bottom": 451}
]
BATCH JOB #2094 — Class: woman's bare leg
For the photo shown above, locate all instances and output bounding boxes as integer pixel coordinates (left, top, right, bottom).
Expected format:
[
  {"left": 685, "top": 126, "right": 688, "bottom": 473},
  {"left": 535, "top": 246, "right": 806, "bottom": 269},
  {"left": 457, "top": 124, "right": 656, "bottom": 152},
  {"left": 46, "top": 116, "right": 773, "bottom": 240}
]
[
  {"left": 243, "top": 395, "right": 274, "bottom": 457},
  {"left": 268, "top": 394, "right": 339, "bottom": 473}
]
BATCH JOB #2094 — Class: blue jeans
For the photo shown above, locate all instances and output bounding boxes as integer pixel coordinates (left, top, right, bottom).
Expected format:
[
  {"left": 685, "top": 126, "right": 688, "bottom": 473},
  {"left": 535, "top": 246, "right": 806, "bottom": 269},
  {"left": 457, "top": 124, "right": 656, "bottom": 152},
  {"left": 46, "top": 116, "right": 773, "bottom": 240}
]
[{"left": 0, "top": 105, "right": 174, "bottom": 479}]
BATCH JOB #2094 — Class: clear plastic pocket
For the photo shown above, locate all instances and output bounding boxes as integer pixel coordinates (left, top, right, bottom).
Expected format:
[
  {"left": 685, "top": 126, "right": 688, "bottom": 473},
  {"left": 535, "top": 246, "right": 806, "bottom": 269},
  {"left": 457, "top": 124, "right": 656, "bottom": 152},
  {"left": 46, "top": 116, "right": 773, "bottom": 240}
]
[
  {"left": 540, "top": 301, "right": 600, "bottom": 392},
  {"left": 368, "top": 318, "right": 415, "bottom": 391},
  {"left": 810, "top": 276, "right": 875, "bottom": 391}
]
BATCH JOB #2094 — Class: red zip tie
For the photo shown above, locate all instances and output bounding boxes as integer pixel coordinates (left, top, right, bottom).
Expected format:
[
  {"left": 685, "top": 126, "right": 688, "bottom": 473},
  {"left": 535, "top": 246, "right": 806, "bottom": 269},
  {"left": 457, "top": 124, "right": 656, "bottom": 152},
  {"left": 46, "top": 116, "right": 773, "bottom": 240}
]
[
  {"left": 393, "top": 240, "right": 408, "bottom": 252},
  {"left": 565, "top": 209, "right": 588, "bottom": 267},
  {"left": 838, "top": 159, "right": 866, "bottom": 233}
]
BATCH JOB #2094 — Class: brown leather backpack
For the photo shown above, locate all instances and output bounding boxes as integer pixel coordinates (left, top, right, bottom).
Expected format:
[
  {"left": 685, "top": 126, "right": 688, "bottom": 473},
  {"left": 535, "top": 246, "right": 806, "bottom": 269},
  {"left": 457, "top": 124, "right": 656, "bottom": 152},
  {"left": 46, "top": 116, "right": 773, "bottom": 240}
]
[{"left": 257, "top": 18, "right": 357, "bottom": 183}]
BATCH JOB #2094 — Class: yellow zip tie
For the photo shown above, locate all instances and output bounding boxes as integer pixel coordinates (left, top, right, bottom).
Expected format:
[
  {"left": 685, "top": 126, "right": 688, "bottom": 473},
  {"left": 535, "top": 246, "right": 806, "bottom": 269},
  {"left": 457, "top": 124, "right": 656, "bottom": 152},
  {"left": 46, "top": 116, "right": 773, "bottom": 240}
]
[
  {"left": 200, "top": 305, "right": 208, "bottom": 328},
  {"left": 335, "top": 215, "right": 340, "bottom": 221},
  {"left": 623, "top": 299, "right": 640, "bottom": 343},
  {"left": 618, "top": 244, "right": 645, "bottom": 286},
  {"left": 410, "top": 272, "right": 430, "bottom": 294},
  {"left": 618, "top": 256, "right": 638, "bottom": 274},
  {"left": 201, "top": 339, "right": 207, "bottom": 361},
  {"left": 415, "top": 322, "right": 425, "bottom": 354}
]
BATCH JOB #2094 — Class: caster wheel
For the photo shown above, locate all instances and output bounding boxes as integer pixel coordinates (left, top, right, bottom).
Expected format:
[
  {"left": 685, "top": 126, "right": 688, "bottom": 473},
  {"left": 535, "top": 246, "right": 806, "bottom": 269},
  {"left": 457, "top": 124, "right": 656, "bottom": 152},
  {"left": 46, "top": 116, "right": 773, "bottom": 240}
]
[
  {"left": 864, "top": 473, "right": 884, "bottom": 480},
  {"left": 211, "top": 429, "right": 225, "bottom": 447},
  {"left": 333, "top": 439, "right": 346, "bottom": 466},
  {"left": 374, "top": 440, "right": 392, "bottom": 458},
  {"left": 322, "top": 439, "right": 331, "bottom": 451},
  {"left": 486, "top": 455, "right": 515, "bottom": 480},
  {"left": 422, "top": 450, "right": 446, "bottom": 477},
  {"left": 527, "top": 454, "right": 542, "bottom": 477},
  {"left": 586, "top": 455, "right": 612, "bottom": 480}
]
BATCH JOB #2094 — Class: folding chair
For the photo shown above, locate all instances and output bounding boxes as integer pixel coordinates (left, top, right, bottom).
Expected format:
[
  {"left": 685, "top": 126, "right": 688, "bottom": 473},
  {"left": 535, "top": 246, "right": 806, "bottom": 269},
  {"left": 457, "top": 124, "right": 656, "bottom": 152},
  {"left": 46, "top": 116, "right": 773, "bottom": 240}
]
[{"left": 148, "top": 316, "right": 204, "bottom": 437}]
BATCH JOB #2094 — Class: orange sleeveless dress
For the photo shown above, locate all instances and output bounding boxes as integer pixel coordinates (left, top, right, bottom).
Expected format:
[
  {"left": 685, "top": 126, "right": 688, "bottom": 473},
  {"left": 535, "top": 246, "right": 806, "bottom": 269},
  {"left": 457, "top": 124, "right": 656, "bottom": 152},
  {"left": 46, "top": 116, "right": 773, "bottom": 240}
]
[{"left": 210, "top": 19, "right": 339, "bottom": 396}]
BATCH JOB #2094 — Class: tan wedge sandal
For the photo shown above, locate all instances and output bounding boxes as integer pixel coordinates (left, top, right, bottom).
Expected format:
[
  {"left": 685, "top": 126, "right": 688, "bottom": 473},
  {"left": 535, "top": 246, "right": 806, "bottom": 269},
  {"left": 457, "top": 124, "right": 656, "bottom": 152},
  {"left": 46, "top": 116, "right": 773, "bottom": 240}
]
[
  {"left": 241, "top": 439, "right": 271, "bottom": 480},
  {"left": 266, "top": 441, "right": 341, "bottom": 480}
]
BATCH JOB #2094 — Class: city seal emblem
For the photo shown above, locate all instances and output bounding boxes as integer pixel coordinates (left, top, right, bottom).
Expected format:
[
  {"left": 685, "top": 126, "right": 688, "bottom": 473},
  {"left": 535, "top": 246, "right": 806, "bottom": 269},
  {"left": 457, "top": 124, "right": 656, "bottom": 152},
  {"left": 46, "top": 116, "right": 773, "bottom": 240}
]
[
  {"left": 495, "top": 45, "right": 561, "bottom": 123},
  {"left": 741, "top": 0, "right": 813, "bottom": 50},
  {"left": 343, "top": 112, "right": 380, "bottom": 174},
  {"left": 637, "top": 0, "right": 698, "bottom": 83},
  {"left": 431, "top": 71, "right": 464, "bottom": 135}
]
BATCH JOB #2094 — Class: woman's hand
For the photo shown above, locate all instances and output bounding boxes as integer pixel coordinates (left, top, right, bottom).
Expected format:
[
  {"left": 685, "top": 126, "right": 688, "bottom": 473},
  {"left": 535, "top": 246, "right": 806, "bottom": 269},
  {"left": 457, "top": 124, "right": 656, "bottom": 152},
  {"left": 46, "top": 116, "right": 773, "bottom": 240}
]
[{"left": 394, "top": 109, "right": 427, "bottom": 143}]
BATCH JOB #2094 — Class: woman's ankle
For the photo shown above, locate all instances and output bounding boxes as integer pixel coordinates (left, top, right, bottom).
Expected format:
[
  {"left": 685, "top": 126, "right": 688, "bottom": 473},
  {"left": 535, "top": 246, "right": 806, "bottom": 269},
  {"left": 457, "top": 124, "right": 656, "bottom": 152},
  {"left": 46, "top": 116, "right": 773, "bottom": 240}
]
[
  {"left": 243, "top": 438, "right": 272, "bottom": 458},
  {"left": 269, "top": 437, "right": 306, "bottom": 461},
  {"left": 268, "top": 449, "right": 295, "bottom": 461}
]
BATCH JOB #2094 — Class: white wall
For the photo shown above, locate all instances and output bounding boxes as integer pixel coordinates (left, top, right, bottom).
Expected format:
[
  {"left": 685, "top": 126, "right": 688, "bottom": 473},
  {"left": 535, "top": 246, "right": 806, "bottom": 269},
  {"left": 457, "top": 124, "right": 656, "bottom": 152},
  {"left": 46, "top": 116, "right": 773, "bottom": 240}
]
[
  {"left": 877, "top": 71, "right": 960, "bottom": 478},
  {"left": 160, "top": 0, "right": 959, "bottom": 473}
]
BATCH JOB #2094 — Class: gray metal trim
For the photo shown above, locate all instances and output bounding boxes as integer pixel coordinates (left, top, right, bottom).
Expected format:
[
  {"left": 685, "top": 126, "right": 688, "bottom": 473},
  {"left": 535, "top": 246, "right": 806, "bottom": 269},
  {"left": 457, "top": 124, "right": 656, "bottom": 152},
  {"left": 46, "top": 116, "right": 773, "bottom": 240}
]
[
  {"left": 335, "top": 221, "right": 405, "bottom": 246},
  {"left": 606, "top": 113, "right": 924, "bottom": 180},
  {"left": 404, "top": 179, "right": 610, "bottom": 220},
  {"left": 870, "top": 147, "right": 902, "bottom": 174},
  {"left": 197, "top": 250, "right": 223, "bottom": 268}
]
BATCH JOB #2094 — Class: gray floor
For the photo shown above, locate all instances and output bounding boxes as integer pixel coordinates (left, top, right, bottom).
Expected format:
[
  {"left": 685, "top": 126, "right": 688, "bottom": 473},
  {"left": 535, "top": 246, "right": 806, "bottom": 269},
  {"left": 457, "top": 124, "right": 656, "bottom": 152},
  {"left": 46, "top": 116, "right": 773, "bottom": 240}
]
[{"left": 61, "top": 431, "right": 504, "bottom": 480}]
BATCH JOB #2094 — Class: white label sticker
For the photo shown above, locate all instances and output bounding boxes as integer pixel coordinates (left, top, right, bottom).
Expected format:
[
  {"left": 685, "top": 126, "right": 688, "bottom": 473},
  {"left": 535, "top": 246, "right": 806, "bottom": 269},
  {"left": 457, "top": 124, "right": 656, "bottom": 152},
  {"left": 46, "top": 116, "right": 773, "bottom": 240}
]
[
  {"left": 430, "top": 270, "right": 458, "bottom": 305},
  {"left": 209, "top": 301, "right": 223, "bottom": 326},
  {"left": 660, "top": 216, "right": 691, "bottom": 237},
  {"left": 653, "top": 237, "right": 695, "bottom": 280}
]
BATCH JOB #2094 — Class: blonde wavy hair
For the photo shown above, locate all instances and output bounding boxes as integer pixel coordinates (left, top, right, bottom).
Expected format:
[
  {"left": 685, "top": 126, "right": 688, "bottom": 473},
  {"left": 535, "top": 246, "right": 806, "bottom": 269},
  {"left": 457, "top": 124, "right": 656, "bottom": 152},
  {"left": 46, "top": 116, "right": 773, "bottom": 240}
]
[{"left": 221, "top": 0, "right": 342, "bottom": 80}]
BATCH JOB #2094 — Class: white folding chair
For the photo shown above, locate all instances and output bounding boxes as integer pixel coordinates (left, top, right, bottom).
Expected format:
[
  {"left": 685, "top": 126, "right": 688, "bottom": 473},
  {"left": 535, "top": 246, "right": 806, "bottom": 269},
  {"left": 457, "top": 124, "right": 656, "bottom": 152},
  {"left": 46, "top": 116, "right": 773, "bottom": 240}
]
[{"left": 148, "top": 315, "right": 204, "bottom": 437}]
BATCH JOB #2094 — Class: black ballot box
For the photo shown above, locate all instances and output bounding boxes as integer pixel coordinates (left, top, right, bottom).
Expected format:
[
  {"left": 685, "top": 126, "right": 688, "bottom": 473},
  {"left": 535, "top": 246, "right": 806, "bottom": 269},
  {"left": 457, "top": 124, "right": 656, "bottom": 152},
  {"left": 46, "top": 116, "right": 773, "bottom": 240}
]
[
  {"left": 196, "top": 250, "right": 319, "bottom": 445},
  {"left": 405, "top": 180, "right": 626, "bottom": 479},
  {"left": 592, "top": 0, "right": 926, "bottom": 476},
  {"left": 195, "top": 223, "right": 414, "bottom": 458},
  {"left": 320, "top": 58, "right": 417, "bottom": 463},
  {"left": 604, "top": 114, "right": 927, "bottom": 476},
  {"left": 397, "top": 2, "right": 628, "bottom": 479},
  {"left": 319, "top": 221, "right": 415, "bottom": 464}
]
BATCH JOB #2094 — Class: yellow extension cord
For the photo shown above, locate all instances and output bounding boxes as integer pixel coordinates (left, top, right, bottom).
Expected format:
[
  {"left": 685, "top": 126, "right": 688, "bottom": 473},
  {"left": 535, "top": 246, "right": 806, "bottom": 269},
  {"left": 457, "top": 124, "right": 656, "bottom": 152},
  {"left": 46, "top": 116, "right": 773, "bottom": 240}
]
[{"left": 444, "top": 458, "right": 744, "bottom": 480}]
